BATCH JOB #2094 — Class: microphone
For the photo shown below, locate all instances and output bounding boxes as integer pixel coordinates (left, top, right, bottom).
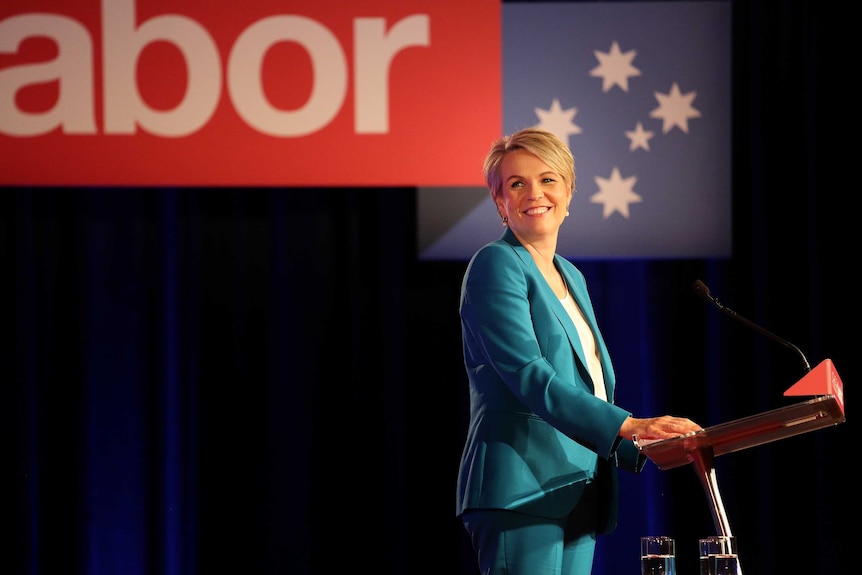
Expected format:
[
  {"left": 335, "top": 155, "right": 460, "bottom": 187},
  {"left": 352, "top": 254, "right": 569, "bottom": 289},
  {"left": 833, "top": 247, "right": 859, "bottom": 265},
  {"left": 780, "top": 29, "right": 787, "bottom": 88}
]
[{"left": 691, "top": 279, "right": 811, "bottom": 373}]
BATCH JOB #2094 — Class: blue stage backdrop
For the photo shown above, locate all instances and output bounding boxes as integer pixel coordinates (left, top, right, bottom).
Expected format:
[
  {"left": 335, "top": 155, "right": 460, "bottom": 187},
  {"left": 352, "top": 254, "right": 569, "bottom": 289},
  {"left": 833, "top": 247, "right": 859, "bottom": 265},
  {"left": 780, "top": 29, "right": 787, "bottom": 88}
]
[{"left": 419, "top": 1, "right": 731, "bottom": 260}]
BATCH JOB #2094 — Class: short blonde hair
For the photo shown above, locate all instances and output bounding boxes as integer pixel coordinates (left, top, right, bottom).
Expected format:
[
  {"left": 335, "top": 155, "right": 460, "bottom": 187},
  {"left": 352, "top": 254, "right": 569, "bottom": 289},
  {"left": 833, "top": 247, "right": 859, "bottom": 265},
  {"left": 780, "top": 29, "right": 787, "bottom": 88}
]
[{"left": 483, "top": 128, "right": 575, "bottom": 200}]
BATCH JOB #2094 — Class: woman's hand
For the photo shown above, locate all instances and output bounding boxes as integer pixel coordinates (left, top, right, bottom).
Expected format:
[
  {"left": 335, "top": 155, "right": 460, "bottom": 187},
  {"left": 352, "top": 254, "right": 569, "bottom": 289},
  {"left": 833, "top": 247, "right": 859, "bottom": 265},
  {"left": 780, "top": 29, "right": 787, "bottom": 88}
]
[{"left": 619, "top": 415, "right": 702, "bottom": 441}]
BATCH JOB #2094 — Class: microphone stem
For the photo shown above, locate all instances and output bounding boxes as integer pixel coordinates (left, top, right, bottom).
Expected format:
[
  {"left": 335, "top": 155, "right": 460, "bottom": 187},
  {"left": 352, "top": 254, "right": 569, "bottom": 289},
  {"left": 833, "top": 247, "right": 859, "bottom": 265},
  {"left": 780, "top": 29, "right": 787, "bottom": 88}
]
[{"left": 714, "top": 305, "right": 811, "bottom": 372}]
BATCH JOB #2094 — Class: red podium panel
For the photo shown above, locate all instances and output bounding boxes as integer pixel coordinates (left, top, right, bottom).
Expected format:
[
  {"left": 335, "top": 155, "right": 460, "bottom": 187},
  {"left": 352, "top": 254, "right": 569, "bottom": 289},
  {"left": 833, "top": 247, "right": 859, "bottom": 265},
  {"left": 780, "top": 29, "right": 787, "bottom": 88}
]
[
  {"left": 784, "top": 358, "right": 844, "bottom": 412},
  {"left": 638, "top": 394, "right": 844, "bottom": 471}
]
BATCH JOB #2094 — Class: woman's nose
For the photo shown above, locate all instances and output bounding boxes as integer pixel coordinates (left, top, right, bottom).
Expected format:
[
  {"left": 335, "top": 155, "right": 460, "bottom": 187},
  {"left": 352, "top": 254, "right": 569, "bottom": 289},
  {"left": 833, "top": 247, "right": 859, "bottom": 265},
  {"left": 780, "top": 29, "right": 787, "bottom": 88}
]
[{"left": 528, "top": 185, "right": 544, "bottom": 199}]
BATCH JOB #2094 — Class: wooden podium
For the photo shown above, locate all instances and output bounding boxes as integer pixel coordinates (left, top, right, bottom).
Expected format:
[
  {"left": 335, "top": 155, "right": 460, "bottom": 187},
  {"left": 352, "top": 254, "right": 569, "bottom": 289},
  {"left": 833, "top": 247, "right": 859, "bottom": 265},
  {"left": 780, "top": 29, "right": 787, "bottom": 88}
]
[{"left": 636, "top": 359, "right": 845, "bottom": 573}]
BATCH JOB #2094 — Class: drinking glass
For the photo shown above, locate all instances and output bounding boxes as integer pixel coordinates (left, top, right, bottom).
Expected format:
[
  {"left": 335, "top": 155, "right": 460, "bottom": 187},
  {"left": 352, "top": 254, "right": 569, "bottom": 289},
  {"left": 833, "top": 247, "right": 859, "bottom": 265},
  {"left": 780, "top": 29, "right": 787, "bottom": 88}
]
[
  {"left": 641, "top": 536, "right": 676, "bottom": 575},
  {"left": 698, "top": 535, "right": 738, "bottom": 575}
]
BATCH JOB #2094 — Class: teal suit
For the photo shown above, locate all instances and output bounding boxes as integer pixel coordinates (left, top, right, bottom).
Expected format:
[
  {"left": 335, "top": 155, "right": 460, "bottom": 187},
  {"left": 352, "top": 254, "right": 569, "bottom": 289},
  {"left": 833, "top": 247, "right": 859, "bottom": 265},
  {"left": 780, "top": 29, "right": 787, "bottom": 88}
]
[{"left": 456, "top": 229, "right": 645, "bottom": 534}]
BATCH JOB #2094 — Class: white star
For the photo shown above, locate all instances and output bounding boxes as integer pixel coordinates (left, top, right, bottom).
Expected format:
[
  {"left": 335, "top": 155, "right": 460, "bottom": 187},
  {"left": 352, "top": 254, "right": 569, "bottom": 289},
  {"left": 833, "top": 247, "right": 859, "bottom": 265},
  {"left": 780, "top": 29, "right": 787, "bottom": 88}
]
[
  {"left": 589, "top": 41, "right": 641, "bottom": 93},
  {"left": 590, "top": 167, "right": 642, "bottom": 219},
  {"left": 534, "top": 98, "right": 582, "bottom": 147},
  {"left": 625, "top": 122, "right": 654, "bottom": 151},
  {"left": 649, "top": 82, "right": 701, "bottom": 134}
]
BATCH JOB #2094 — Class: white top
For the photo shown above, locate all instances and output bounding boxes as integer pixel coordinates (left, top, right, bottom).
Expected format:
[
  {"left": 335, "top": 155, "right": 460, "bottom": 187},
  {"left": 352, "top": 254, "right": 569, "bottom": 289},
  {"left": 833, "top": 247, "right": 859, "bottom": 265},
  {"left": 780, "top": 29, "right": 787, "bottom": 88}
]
[{"left": 560, "top": 291, "right": 607, "bottom": 401}]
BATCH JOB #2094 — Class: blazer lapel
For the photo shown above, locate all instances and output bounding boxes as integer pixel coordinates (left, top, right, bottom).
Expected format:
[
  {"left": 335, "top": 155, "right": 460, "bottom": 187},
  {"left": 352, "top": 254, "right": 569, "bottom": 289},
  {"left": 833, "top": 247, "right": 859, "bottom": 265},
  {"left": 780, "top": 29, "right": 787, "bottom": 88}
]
[
  {"left": 500, "top": 230, "right": 613, "bottom": 400},
  {"left": 503, "top": 236, "right": 586, "bottom": 363},
  {"left": 557, "top": 262, "right": 614, "bottom": 401}
]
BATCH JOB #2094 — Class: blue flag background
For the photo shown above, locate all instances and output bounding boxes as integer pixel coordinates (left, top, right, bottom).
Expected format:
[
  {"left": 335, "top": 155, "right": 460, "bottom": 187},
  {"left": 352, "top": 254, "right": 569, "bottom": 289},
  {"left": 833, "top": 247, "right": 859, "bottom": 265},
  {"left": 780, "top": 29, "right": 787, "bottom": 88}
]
[{"left": 419, "top": 1, "right": 731, "bottom": 260}]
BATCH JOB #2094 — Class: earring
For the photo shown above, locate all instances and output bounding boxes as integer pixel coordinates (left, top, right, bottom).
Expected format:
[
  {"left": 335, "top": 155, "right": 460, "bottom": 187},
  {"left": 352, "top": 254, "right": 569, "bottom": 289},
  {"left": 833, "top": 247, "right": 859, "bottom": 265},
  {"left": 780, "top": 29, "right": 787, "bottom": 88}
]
[{"left": 501, "top": 216, "right": 508, "bottom": 226}]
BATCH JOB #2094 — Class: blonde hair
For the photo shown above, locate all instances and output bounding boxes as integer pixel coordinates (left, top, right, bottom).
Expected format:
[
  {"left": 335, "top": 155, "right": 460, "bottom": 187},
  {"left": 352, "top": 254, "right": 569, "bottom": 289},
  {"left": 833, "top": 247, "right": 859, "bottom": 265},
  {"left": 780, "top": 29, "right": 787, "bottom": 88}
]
[{"left": 483, "top": 128, "right": 575, "bottom": 200}]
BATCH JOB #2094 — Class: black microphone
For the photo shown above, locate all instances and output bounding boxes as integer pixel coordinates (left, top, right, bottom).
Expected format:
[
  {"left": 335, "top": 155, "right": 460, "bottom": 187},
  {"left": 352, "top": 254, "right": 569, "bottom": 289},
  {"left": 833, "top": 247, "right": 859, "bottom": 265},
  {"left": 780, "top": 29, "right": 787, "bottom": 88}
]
[{"left": 691, "top": 279, "right": 811, "bottom": 373}]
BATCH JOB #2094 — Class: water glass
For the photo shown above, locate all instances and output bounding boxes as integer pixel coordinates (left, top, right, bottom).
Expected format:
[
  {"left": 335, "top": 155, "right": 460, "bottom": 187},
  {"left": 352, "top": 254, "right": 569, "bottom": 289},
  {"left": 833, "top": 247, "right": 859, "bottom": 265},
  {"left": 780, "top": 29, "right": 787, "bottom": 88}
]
[
  {"left": 641, "top": 536, "right": 676, "bottom": 575},
  {"left": 698, "top": 535, "right": 738, "bottom": 575}
]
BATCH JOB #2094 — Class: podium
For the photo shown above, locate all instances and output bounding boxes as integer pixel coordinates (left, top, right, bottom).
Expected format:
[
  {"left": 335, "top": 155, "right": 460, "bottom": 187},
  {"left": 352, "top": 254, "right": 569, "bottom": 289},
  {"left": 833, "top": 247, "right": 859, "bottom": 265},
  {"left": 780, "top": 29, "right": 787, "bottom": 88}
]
[{"left": 636, "top": 359, "right": 845, "bottom": 555}]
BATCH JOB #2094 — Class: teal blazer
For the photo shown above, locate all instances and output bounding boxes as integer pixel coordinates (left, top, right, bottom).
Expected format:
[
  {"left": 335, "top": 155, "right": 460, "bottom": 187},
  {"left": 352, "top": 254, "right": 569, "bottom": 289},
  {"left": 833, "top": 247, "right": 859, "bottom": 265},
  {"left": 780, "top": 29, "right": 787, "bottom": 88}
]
[{"left": 456, "top": 229, "right": 645, "bottom": 532}]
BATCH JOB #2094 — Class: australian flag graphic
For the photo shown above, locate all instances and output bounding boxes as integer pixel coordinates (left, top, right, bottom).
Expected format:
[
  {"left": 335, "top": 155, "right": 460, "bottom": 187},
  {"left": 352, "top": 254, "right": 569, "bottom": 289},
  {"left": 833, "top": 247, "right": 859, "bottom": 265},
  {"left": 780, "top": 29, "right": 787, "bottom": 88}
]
[{"left": 418, "top": 1, "right": 731, "bottom": 260}]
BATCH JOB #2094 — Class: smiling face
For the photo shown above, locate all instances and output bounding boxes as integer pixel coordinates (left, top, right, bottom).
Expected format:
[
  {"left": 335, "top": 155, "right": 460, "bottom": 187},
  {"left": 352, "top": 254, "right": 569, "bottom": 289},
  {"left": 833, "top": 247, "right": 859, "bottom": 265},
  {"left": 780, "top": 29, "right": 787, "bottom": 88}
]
[{"left": 495, "top": 148, "right": 572, "bottom": 247}]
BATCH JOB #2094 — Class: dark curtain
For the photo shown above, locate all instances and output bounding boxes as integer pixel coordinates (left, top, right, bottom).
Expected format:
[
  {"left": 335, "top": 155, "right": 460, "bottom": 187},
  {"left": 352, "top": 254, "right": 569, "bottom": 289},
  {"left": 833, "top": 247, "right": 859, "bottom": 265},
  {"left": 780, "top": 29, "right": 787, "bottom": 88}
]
[{"left": 1, "top": 1, "right": 849, "bottom": 574}]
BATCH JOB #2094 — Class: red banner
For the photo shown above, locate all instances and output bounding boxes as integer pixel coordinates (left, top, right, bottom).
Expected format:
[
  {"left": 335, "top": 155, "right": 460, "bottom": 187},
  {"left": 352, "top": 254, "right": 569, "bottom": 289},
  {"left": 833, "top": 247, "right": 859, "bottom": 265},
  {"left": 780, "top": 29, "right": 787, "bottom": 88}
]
[{"left": 0, "top": 0, "right": 501, "bottom": 186}]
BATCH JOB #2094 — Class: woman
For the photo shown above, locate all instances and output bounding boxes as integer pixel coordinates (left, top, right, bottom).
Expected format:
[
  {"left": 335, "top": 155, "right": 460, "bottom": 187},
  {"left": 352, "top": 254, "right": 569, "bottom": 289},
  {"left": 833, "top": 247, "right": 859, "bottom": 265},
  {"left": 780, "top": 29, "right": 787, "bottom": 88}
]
[{"left": 455, "top": 128, "right": 701, "bottom": 575}]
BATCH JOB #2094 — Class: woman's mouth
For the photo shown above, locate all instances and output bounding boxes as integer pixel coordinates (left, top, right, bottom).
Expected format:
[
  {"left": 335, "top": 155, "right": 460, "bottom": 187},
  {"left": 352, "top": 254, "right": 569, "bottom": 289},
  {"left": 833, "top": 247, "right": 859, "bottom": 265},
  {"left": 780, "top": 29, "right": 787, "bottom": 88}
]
[{"left": 523, "top": 206, "right": 551, "bottom": 215}]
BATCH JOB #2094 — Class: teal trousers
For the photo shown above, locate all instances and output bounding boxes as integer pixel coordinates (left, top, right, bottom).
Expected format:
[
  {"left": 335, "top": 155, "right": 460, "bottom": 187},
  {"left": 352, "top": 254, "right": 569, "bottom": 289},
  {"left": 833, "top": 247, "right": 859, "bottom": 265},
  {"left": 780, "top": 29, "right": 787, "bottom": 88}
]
[{"left": 461, "top": 487, "right": 598, "bottom": 575}]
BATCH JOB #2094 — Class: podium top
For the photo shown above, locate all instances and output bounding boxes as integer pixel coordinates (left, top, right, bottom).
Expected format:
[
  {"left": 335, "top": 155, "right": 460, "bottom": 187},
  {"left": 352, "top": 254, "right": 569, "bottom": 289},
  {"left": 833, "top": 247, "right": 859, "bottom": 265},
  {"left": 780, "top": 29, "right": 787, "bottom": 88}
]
[{"left": 636, "top": 395, "right": 845, "bottom": 471}]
